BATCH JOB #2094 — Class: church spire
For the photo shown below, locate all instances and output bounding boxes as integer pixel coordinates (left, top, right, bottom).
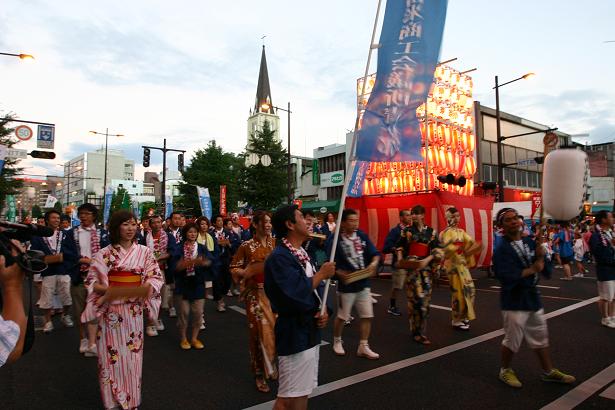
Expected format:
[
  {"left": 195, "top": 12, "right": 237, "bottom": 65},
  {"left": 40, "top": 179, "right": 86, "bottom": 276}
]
[{"left": 254, "top": 45, "right": 274, "bottom": 114}]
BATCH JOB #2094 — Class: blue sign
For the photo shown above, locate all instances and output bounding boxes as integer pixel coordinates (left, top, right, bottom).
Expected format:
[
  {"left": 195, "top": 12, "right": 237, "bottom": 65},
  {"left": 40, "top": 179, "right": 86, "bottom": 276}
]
[
  {"left": 37, "top": 125, "right": 55, "bottom": 149},
  {"left": 196, "top": 186, "right": 212, "bottom": 220},
  {"left": 355, "top": 0, "right": 448, "bottom": 162},
  {"left": 103, "top": 187, "right": 113, "bottom": 226},
  {"left": 165, "top": 194, "right": 173, "bottom": 219}
]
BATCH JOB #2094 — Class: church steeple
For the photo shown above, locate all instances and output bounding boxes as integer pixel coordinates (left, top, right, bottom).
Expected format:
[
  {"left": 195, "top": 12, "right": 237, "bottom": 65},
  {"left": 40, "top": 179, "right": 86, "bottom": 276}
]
[{"left": 254, "top": 45, "right": 274, "bottom": 114}]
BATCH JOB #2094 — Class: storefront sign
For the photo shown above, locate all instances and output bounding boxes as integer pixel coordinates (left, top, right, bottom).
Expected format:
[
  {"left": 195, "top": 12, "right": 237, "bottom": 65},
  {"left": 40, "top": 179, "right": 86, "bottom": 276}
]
[{"left": 320, "top": 170, "right": 344, "bottom": 188}]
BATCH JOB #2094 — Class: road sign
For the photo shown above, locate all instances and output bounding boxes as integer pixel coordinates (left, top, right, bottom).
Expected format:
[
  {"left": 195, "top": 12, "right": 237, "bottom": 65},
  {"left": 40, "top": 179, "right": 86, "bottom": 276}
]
[
  {"left": 37, "top": 124, "right": 55, "bottom": 149},
  {"left": 7, "top": 148, "right": 28, "bottom": 159},
  {"left": 517, "top": 158, "right": 537, "bottom": 166},
  {"left": 15, "top": 125, "right": 33, "bottom": 141}
]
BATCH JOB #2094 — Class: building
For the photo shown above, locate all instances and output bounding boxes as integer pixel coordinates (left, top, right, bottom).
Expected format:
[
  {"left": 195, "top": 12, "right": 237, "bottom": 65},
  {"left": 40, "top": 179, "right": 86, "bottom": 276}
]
[
  {"left": 110, "top": 179, "right": 156, "bottom": 204},
  {"left": 58, "top": 148, "right": 135, "bottom": 207},
  {"left": 578, "top": 141, "right": 614, "bottom": 212},
  {"left": 14, "top": 178, "right": 51, "bottom": 218},
  {"left": 290, "top": 156, "right": 318, "bottom": 202},
  {"left": 473, "top": 102, "right": 573, "bottom": 202},
  {"left": 247, "top": 45, "right": 280, "bottom": 146}
]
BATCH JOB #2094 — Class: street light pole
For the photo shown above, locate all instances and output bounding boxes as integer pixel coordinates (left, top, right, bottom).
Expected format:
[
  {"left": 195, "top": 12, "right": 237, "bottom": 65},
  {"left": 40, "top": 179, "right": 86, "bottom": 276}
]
[
  {"left": 90, "top": 129, "right": 123, "bottom": 209},
  {"left": 287, "top": 101, "right": 291, "bottom": 204},
  {"left": 493, "top": 72, "right": 535, "bottom": 202}
]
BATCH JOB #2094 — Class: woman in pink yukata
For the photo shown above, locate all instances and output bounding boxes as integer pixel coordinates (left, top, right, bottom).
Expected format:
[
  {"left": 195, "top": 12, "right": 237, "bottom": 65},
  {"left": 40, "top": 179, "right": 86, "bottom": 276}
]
[{"left": 82, "top": 210, "right": 163, "bottom": 410}]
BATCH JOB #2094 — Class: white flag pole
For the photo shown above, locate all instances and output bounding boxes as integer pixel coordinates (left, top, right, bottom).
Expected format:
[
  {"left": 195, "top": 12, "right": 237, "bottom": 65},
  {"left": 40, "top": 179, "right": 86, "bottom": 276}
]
[{"left": 321, "top": 0, "right": 383, "bottom": 315}]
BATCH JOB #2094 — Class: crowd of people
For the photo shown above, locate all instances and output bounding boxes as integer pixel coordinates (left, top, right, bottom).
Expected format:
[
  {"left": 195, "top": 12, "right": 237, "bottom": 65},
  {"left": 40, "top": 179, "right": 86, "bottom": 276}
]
[{"left": 1, "top": 202, "right": 613, "bottom": 409}]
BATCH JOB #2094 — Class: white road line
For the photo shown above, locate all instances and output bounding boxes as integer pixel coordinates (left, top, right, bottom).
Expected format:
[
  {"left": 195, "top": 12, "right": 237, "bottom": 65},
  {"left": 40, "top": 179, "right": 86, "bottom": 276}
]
[
  {"left": 599, "top": 382, "right": 615, "bottom": 400},
  {"left": 245, "top": 297, "right": 599, "bottom": 410},
  {"left": 490, "top": 285, "right": 561, "bottom": 290},
  {"left": 541, "top": 361, "right": 615, "bottom": 409},
  {"left": 430, "top": 304, "right": 452, "bottom": 311},
  {"left": 229, "top": 305, "right": 246, "bottom": 315}
]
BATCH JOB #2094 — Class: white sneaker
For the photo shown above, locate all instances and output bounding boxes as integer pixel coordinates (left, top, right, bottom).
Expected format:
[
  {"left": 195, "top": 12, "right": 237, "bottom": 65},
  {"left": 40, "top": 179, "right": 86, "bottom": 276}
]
[
  {"left": 146, "top": 325, "right": 158, "bottom": 337},
  {"left": 217, "top": 301, "right": 226, "bottom": 312},
  {"left": 156, "top": 319, "right": 165, "bottom": 331},
  {"left": 168, "top": 307, "right": 177, "bottom": 318},
  {"left": 232, "top": 289, "right": 241, "bottom": 296},
  {"left": 84, "top": 344, "right": 98, "bottom": 357},
  {"left": 62, "top": 314, "right": 74, "bottom": 328},
  {"left": 357, "top": 343, "right": 380, "bottom": 359},
  {"left": 573, "top": 273, "right": 584, "bottom": 278},
  {"left": 226, "top": 290, "right": 233, "bottom": 297},
  {"left": 200, "top": 322, "right": 206, "bottom": 330},
  {"left": 333, "top": 339, "right": 345, "bottom": 356},
  {"left": 43, "top": 321, "right": 54, "bottom": 333},
  {"left": 79, "top": 338, "right": 89, "bottom": 354},
  {"left": 601, "top": 318, "right": 615, "bottom": 328}
]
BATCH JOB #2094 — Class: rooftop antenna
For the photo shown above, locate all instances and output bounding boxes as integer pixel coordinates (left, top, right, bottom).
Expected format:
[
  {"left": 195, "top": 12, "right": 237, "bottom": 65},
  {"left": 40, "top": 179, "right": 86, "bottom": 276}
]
[{"left": 261, "top": 35, "right": 267, "bottom": 47}]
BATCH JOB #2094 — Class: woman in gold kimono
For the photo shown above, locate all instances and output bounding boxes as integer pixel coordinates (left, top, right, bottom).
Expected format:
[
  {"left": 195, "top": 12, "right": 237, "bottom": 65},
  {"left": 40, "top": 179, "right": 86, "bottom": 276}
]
[
  {"left": 229, "top": 211, "right": 277, "bottom": 393},
  {"left": 439, "top": 207, "right": 483, "bottom": 331}
]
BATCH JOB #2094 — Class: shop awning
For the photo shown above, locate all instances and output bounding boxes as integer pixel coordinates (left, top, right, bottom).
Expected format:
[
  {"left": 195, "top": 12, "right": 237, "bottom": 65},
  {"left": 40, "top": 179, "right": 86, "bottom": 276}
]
[{"left": 300, "top": 199, "right": 341, "bottom": 214}]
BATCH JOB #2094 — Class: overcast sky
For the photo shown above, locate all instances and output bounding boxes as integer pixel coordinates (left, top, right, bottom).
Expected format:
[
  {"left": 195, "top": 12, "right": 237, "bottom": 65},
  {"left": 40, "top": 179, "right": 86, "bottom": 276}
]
[{"left": 1, "top": 0, "right": 613, "bottom": 180}]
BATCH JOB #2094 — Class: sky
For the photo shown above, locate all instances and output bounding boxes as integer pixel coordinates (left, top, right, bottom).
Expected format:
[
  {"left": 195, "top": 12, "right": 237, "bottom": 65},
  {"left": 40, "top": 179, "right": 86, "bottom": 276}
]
[{"left": 1, "top": 0, "right": 614, "bottom": 181}]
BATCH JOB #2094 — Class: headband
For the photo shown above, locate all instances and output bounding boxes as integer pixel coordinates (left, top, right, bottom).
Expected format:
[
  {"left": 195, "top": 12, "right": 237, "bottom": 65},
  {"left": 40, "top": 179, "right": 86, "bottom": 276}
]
[{"left": 496, "top": 207, "right": 518, "bottom": 226}]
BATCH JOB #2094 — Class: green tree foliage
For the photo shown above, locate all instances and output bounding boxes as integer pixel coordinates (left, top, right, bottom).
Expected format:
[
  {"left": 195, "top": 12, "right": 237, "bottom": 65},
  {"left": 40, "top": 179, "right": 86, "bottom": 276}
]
[
  {"left": 178, "top": 140, "right": 242, "bottom": 216},
  {"left": 0, "top": 115, "right": 24, "bottom": 210},
  {"left": 109, "top": 186, "right": 132, "bottom": 214},
  {"left": 31, "top": 204, "right": 43, "bottom": 219},
  {"left": 53, "top": 201, "right": 63, "bottom": 212},
  {"left": 239, "top": 120, "right": 287, "bottom": 210},
  {"left": 139, "top": 201, "right": 158, "bottom": 218}
]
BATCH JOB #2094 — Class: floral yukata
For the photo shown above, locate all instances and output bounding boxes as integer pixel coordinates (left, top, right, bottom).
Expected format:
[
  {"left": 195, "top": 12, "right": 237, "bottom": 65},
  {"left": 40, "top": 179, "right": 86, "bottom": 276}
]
[
  {"left": 440, "top": 226, "right": 477, "bottom": 324},
  {"left": 82, "top": 243, "right": 163, "bottom": 410},
  {"left": 230, "top": 236, "right": 277, "bottom": 380}
]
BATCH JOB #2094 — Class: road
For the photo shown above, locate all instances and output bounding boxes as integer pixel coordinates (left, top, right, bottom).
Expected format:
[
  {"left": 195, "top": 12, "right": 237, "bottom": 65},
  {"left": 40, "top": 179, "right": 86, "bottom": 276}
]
[{"left": 1, "top": 266, "right": 614, "bottom": 409}]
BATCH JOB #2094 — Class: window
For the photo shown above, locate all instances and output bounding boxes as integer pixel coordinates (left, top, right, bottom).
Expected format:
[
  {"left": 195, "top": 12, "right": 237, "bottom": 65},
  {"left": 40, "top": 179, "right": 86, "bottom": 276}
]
[
  {"left": 517, "top": 170, "right": 528, "bottom": 187},
  {"left": 504, "top": 168, "right": 516, "bottom": 186},
  {"left": 528, "top": 172, "right": 539, "bottom": 188}
]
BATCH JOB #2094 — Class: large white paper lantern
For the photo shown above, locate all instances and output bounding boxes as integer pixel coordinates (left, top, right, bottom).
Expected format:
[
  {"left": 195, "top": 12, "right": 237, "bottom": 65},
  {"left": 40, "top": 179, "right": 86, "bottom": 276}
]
[{"left": 542, "top": 149, "right": 588, "bottom": 220}]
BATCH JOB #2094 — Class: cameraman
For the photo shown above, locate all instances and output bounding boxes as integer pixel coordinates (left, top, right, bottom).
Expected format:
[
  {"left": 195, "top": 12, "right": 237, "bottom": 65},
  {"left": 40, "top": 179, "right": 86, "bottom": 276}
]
[{"left": 0, "top": 242, "right": 27, "bottom": 367}]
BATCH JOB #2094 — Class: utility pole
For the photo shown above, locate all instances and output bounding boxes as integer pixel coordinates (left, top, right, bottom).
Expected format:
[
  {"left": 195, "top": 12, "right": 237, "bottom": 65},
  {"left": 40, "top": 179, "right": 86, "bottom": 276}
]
[{"left": 141, "top": 139, "right": 186, "bottom": 208}]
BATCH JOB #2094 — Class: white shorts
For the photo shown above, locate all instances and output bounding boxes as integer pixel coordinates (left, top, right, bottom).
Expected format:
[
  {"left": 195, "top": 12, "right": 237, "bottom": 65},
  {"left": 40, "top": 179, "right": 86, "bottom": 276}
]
[
  {"left": 33, "top": 273, "right": 42, "bottom": 283},
  {"left": 501, "top": 309, "right": 549, "bottom": 353},
  {"left": 337, "top": 287, "right": 374, "bottom": 321},
  {"left": 38, "top": 275, "right": 72, "bottom": 309},
  {"left": 597, "top": 280, "right": 615, "bottom": 302},
  {"left": 277, "top": 345, "right": 319, "bottom": 398}
]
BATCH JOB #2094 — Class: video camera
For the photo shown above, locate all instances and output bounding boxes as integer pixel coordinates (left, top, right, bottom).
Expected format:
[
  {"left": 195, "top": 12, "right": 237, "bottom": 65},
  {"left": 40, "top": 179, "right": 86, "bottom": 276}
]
[{"left": 0, "top": 221, "right": 52, "bottom": 275}]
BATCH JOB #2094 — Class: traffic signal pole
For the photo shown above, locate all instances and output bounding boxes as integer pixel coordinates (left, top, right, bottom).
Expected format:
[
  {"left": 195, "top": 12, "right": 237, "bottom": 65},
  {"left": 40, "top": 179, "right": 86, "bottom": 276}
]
[{"left": 141, "top": 138, "right": 185, "bottom": 208}]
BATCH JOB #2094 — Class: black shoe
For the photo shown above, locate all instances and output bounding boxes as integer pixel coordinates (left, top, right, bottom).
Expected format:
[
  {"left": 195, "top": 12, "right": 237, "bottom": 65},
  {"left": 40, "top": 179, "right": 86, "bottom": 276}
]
[{"left": 387, "top": 306, "right": 402, "bottom": 316}]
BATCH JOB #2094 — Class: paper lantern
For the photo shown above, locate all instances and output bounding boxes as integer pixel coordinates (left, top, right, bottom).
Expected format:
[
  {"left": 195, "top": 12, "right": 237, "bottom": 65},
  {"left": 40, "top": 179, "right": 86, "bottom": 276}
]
[
  {"left": 467, "top": 133, "right": 476, "bottom": 152},
  {"left": 438, "top": 148, "right": 447, "bottom": 172},
  {"left": 446, "top": 150, "right": 455, "bottom": 172},
  {"left": 464, "top": 155, "right": 476, "bottom": 176},
  {"left": 542, "top": 149, "right": 588, "bottom": 220}
]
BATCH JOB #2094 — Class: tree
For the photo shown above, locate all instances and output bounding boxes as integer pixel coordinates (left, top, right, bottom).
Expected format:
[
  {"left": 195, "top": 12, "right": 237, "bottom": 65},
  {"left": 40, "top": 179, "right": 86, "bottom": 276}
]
[
  {"left": 178, "top": 140, "right": 242, "bottom": 216},
  {"left": 238, "top": 120, "right": 287, "bottom": 210},
  {"left": 31, "top": 204, "right": 43, "bottom": 219},
  {"left": 109, "top": 187, "right": 132, "bottom": 214},
  {"left": 139, "top": 201, "right": 158, "bottom": 218},
  {"left": 53, "top": 201, "right": 63, "bottom": 212},
  {"left": 0, "top": 115, "right": 24, "bottom": 211}
]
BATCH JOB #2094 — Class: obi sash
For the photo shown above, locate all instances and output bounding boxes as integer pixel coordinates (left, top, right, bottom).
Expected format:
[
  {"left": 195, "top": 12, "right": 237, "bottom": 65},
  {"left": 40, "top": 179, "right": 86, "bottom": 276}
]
[
  {"left": 408, "top": 242, "right": 430, "bottom": 258},
  {"left": 454, "top": 241, "right": 465, "bottom": 255},
  {"left": 108, "top": 270, "right": 141, "bottom": 288}
]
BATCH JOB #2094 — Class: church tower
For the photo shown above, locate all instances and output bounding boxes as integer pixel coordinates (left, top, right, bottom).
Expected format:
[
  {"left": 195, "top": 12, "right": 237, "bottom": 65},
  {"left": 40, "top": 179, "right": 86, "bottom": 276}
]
[{"left": 247, "top": 45, "right": 280, "bottom": 146}]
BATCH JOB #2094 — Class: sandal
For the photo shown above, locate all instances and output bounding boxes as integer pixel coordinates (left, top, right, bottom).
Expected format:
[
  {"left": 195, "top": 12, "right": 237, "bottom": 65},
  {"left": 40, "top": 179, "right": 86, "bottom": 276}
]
[
  {"left": 413, "top": 335, "right": 432, "bottom": 345},
  {"left": 255, "top": 377, "right": 270, "bottom": 393}
]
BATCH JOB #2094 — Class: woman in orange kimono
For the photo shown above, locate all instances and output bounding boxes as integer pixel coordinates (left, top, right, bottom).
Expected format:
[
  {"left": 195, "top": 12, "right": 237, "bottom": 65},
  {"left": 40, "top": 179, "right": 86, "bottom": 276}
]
[{"left": 230, "top": 210, "right": 277, "bottom": 393}]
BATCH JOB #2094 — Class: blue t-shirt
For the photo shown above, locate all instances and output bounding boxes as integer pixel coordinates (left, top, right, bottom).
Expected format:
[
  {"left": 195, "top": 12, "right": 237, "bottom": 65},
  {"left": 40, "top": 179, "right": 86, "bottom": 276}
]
[{"left": 556, "top": 230, "right": 574, "bottom": 258}]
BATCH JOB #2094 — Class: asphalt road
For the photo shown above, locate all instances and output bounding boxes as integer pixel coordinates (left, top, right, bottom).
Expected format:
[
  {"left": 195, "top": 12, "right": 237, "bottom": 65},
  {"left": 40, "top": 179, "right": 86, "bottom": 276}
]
[{"left": 1, "top": 265, "right": 614, "bottom": 409}]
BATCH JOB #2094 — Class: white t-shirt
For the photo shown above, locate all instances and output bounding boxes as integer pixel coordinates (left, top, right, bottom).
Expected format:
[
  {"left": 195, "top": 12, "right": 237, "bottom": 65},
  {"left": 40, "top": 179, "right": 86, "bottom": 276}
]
[{"left": 77, "top": 227, "right": 93, "bottom": 258}]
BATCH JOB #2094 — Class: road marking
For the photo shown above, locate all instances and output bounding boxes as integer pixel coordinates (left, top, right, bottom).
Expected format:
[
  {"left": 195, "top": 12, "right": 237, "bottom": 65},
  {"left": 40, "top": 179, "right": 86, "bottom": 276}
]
[
  {"left": 476, "top": 288, "right": 583, "bottom": 302},
  {"left": 229, "top": 305, "right": 246, "bottom": 315},
  {"left": 430, "top": 304, "right": 452, "bottom": 311},
  {"left": 541, "top": 361, "right": 615, "bottom": 409},
  {"left": 245, "top": 297, "right": 599, "bottom": 410},
  {"left": 599, "top": 382, "right": 615, "bottom": 400},
  {"left": 490, "top": 285, "right": 560, "bottom": 290}
]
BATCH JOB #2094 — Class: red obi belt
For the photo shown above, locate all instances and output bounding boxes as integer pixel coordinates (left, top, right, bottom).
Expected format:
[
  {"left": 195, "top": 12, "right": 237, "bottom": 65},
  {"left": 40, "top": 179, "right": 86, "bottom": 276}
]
[
  {"left": 454, "top": 241, "right": 465, "bottom": 254},
  {"left": 408, "top": 242, "right": 430, "bottom": 258},
  {"left": 108, "top": 270, "right": 141, "bottom": 288}
]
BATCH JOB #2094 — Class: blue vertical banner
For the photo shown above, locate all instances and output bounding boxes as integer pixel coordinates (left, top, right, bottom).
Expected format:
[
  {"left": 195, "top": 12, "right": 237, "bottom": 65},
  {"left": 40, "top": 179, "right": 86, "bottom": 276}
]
[
  {"left": 103, "top": 186, "right": 113, "bottom": 226},
  {"left": 71, "top": 207, "right": 80, "bottom": 227},
  {"left": 196, "top": 186, "right": 213, "bottom": 220},
  {"left": 165, "top": 193, "right": 173, "bottom": 219},
  {"left": 132, "top": 200, "right": 141, "bottom": 221},
  {"left": 356, "top": 0, "right": 448, "bottom": 162},
  {"left": 0, "top": 145, "right": 8, "bottom": 173}
]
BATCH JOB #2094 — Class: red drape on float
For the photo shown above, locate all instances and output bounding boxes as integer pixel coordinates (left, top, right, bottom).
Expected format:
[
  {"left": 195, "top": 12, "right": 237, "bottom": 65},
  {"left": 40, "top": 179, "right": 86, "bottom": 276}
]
[{"left": 346, "top": 191, "right": 495, "bottom": 267}]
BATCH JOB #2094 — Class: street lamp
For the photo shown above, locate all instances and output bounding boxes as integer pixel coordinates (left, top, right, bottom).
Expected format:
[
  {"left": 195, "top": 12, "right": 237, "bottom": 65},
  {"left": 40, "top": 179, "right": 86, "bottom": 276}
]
[
  {"left": 90, "top": 129, "right": 124, "bottom": 209},
  {"left": 0, "top": 52, "right": 35, "bottom": 60},
  {"left": 494, "top": 72, "right": 535, "bottom": 202},
  {"left": 261, "top": 101, "right": 292, "bottom": 204}
]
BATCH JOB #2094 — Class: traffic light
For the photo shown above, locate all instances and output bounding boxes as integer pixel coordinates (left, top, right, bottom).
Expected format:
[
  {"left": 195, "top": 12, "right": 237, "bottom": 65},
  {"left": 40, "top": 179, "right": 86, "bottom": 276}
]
[
  {"left": 143, "top": 148, "right": 150, "bottom": 167},
  {"left": 437, "top": 173, "right": 466, "bottom": 187},
  {"left": 178, "top": 153, "right": 184, "bottom": 172},
  {"left": 29, "top": 150, "right": 56, "bottom": 159}
]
